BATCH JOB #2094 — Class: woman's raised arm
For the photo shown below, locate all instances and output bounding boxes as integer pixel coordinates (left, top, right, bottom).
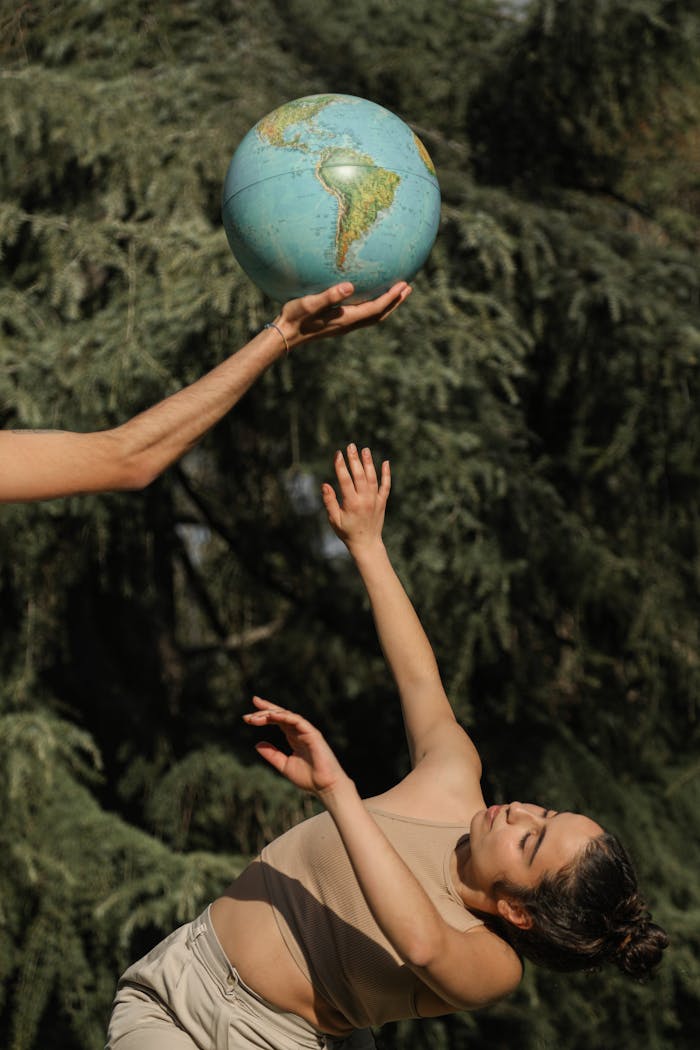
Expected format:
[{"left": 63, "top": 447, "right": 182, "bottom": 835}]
[{"left": 322, "top": 445, "right": 480, "bottom": 777}]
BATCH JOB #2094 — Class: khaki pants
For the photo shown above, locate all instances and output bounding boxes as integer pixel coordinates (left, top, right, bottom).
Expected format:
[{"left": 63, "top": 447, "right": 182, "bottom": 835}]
[{"left": 106, "top": 906, "right": 376, "bottom": 1050}]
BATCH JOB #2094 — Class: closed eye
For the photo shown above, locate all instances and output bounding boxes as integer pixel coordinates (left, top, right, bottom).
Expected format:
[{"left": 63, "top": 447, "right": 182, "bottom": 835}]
[
  {"left": 529, "top": 809, "right": 558, "bottom": 865},
  {"left": 520, "top": 810, "right": 552, "bottom": 852}
]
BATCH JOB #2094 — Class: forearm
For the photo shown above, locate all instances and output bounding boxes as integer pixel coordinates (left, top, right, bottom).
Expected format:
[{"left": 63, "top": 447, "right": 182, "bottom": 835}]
[
  {"left": 109, "top": 326, "right": 286, "bottom": 487},
  {"left": 350, "top": 540, "right": 456, "bottom": 758},
  {"left": 352, "top": 541, "right": 440, "bottom": 683},
  {"left": 321, "top": 776, "right": 446, "bottom": 967},
  {"left": 0, "top": 328, "right": 286, "bottom": 502}
]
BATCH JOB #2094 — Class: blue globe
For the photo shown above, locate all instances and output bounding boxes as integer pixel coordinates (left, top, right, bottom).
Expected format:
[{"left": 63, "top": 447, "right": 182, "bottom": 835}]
[{"left": 222, "top": 94, "right": 441, "bottom": 303}]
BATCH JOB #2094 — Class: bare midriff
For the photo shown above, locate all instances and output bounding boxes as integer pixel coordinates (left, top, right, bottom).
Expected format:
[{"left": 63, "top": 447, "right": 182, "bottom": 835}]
[{"left": 210, "top": 860, "right": 354, "bottom": 1038}]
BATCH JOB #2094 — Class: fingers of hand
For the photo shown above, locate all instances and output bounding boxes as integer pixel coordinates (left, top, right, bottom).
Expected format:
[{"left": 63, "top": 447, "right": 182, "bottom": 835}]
[
  {"left": 289, "top": 280, "right": 409, "bottom": 339},
  {"left": 244, "top": 697, "right": 289, "bottom": 725},
  {"left": 386, "top": 282, "right": 412, "bottom": 315},
  {"left": 309, "top": 281, "right": 409, "bottom": 334},
  {"left": 245, "top": 709, "right": 294, "bottom": 726},
  {"left": 245, "top": 699, "right": 312, "bottom": 735},
  {"left": 300, "top": 282, "right": 354, "bottom": 316},
  {"left": 360, "top": 446, "right": 378, "bottom": 487},
  {"left": 254, "top": 740, "right": 287, "bottom": 774},
  {"left": 334, "top": 448, "right": 357, "bottom": 499},
  {"left": 321, "top": 483, "right": 342, "bottom": 526},
  {"left": 251, "top": 696, "right": 282, "bottom": 712},
  {"left": 350, "top": 281, "right": 412, "bottom": 326},
  {"left": 332, "top": 446, "right": 387, "bottom": 517},
  {"left": 346, "top": 443, "right": 369, "bottom": 489},
  {"left": 362, "top": 281, "right": 408, "bottom": 315},
  {"left": 379, "top": 458, "right": 391, "bottom": 500},
  {"left": 325, "top": 282, "right": 354, "bottom": 304}
]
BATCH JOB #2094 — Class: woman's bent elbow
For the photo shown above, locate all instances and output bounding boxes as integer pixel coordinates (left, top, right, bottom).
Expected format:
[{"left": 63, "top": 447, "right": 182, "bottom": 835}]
[{"left": 403, "top": 933, "right": 444, "bottom": 970}]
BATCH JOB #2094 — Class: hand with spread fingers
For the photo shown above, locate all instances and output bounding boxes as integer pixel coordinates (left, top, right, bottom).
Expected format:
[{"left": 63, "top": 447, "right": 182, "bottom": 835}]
[
  {"left": 321, "top": 443, "right": 390, "bottom": 555},
  {"left": 243, "top": 696, "right": 349, "bottom": 799}
]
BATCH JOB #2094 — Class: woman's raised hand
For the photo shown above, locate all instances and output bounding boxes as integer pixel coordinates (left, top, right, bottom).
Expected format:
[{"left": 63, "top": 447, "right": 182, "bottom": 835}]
[
  {"left": 244, "top": 696, "right": 349, "bottom": 799},
  {"left": 274, "top": 281, "right": 411, "bottom": 351},
  {"left": 321, "top": 444, "right": 390, "bottom": 554}
]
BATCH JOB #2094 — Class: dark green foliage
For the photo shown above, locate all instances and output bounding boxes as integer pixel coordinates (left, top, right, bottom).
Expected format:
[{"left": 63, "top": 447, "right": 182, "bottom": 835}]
[
  {"left": 467, "top": 0, "right": 700, "bottom": 192},
  {"left": 1, "top": 1, "right": 699, "bottom": 1047},
  {"left": 273, "top": 0, "right": 511, "bottom": 138}
]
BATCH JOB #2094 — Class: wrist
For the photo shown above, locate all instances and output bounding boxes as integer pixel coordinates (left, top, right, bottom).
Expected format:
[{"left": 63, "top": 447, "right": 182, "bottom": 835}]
[
  {"left": 317, "top": 773, "right": 359, "bottom": 811},
  {"left": 263, "top": 320, "right": 291, "bottom": 355},
  {"left": 271, "top": 312, "right": 308, "bottom": 353},
  {"left": 347, "top": 537, "right": 386, "bottom": 563}
]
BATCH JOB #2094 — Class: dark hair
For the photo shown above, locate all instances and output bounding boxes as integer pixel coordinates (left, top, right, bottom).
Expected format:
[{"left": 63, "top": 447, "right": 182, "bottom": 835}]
[{"left": 488, "top": 832, "right": 669, "bottom": 979}]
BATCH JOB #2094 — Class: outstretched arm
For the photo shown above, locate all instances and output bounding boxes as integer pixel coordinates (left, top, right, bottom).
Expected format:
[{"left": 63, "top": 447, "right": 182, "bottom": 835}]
[
  {"left": 0, "top": 281, "right": 411, "bottom": 503},
  {"left": 245, "top": 698, "right": 520, "bottom": 1010},
  {"left": 322, "top": 445, "right": 480, "bottom": 776}
]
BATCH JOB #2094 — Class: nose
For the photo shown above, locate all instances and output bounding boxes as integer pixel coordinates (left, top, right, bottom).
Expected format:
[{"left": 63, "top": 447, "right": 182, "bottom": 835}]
[{"left": 507, "top": 803, "right": 542, "bottom": 825}]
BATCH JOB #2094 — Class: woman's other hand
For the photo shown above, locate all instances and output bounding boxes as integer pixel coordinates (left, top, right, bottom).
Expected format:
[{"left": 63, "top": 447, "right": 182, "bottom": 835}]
[{"left": 244, "top": 696, "right": 349, "bottom": 799}]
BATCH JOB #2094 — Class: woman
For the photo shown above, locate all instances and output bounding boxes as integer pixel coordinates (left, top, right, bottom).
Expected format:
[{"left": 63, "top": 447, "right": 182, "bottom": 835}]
[
  {"left": 107, "top": 446, "right": 668, "bottom": 1050},
  {"left": 0, "top": 282, "right": 409, "bottom": 502}
]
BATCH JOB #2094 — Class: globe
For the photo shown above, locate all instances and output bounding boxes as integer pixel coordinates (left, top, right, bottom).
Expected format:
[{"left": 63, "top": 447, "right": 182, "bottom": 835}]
[{"left": 221, "top": 94, "right": 441, "bottom": 303}]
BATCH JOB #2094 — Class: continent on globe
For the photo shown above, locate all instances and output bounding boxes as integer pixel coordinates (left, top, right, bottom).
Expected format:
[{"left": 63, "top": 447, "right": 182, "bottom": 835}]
[
  {"left": 413, "top": 133, "right": 437, "bottom": 178},
  {"left": 316, "top": 148, "right": 401, "bottom": 268},
  {"left": 222, "top": 93, "right": 441, "bottom": 302},
  {"left": 257, "top": 95, "right": 337, "bottom": 150}
]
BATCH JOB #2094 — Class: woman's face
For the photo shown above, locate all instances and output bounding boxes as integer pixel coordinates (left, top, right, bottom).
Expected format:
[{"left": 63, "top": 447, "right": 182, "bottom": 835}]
[{"left": 465, "top": 802, "right": 603, "bottom": 901}]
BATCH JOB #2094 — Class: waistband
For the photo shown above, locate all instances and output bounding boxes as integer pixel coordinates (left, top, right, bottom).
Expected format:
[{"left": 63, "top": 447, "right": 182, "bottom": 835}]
[{"left": 187, "top": 906, "right": 332, "bottom": 1048}]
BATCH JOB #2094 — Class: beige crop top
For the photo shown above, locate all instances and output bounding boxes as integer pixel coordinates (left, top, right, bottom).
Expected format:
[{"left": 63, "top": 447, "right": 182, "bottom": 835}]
[{"left": 259, "top": 806, "right": 482, "bottom": 1028}]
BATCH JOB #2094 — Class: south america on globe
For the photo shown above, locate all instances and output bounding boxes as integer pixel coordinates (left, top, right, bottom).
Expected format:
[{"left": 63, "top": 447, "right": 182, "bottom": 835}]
[{"left": 221, "top": 94, "right": 441, "bottom": 302}]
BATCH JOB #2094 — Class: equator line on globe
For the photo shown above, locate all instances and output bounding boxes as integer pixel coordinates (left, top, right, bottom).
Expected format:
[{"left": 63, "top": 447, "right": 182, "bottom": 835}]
[{"left": 221, "top": 94, "right": 441, "bottom": 302}]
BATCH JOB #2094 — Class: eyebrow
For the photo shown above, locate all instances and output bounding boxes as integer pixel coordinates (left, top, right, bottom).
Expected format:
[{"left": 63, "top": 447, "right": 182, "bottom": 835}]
[{"left": 529, "top": 811, "right": 560, "bottom": 867}]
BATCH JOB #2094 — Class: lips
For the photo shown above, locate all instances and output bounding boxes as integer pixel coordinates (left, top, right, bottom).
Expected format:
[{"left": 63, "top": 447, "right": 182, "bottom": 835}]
[{"left": 487, "top": 804, "right": 502, "bottom": 828}]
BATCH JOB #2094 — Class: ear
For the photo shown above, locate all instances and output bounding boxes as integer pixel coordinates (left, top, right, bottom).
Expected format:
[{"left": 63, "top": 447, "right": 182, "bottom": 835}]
[{"left": 497, "top": 898, "right": 534, "bottom": 930}]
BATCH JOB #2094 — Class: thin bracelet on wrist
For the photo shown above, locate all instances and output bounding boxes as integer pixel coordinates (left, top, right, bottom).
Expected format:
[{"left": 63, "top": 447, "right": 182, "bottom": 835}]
[{"left": 263, "top": 321, "right": 290, "bottom": 354}]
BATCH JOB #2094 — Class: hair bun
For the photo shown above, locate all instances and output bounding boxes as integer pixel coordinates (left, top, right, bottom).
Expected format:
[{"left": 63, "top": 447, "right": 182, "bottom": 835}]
[{"left": 613, "top": 917, "right": 669, "bottom": 980}]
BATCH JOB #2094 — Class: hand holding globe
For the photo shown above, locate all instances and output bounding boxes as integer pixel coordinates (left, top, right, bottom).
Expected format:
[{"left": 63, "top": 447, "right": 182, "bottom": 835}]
[{"left": 268, "top": 280, "right": 412, "bottom": 354}]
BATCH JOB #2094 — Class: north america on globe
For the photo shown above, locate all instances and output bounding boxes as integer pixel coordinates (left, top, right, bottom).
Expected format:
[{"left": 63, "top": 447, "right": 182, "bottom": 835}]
[{"left": 256, "top": 95, "right": 338, "bottom": 150}]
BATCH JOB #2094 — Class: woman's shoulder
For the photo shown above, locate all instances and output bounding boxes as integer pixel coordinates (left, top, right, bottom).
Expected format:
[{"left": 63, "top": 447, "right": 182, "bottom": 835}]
[{"left": 367, "top": 762, "right": 486, "bottom": 825}]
